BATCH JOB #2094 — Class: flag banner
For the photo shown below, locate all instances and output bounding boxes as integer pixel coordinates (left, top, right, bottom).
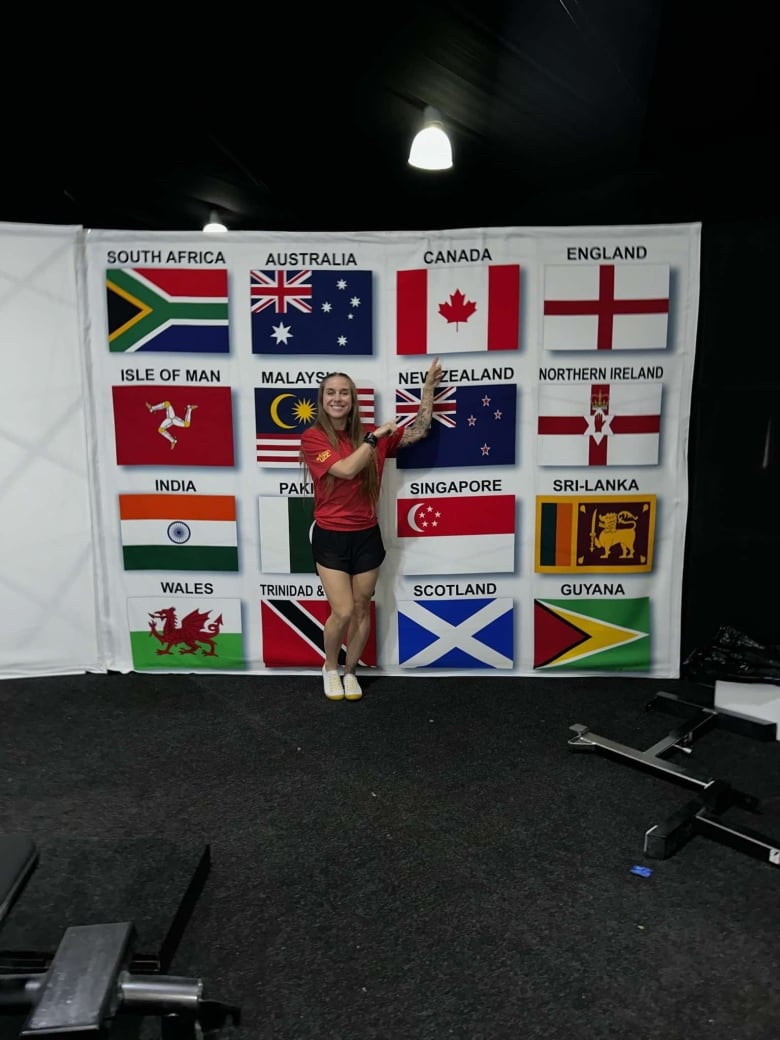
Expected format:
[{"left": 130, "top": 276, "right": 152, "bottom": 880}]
[
  {"left": 106, "top": 268, "right": 230, "bottom": 353},
  {"left": 112, "top": 386, "right": 235, "bottom": 467},
  {"left": 255, "top": 386, "right": 374, "bottom": 467},
  {"left": 260, "top": 599, "right": 376, "bottom": 667},
  {"left": 396, "top": 494, "right": 516, "bottom": 574},
  {"left": 542, "top": 263, "right": 669, "bottom": 351},
  {"left": 258, "top": 497, "right": 316, "bottom": 573},
  {"left": 396, "top": 264, "right": 520, "bottom": 354},
  {"left": 537, "top": 381, "right": 662, "bottom": 466},
  {"left": 535, "top": 494, "right": 656, "bottom": 573},
  {"left": 119, "top": 493, "right": 239, "bottom": 571},
  {"left": 397, "top": 598, "right": 514, "bottom": 668},
  {"left": 250, "top": 269, "right": 374, "bottom": 355},
  {"left": 533, "top": 597, "right": 650, "bottom": 670},
  {"left": 127, "top": 597, "right": 245, "bottom": 670},
  {"left": 396, "top": 383, "right": 517, "bottom": 469}
]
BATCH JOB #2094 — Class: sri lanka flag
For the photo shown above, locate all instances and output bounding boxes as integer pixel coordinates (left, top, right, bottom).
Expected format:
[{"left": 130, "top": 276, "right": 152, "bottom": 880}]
[{"left": 106, "top": 268, "right": 230, "bottom": 353}]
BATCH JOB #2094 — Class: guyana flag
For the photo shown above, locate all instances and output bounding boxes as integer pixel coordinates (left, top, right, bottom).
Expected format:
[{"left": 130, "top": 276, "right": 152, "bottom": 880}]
[
  {"left": 106, "top": 268, "right": 230, "bottom": 353},
  {"left": 534, "top": 597, "right": 650, "bottom": 671},
  {"left": 128, "top": 597, "right": 244, "bottom": 670},
  {"left": 119, "top": 494, "right": 239, "bottom": 571}
]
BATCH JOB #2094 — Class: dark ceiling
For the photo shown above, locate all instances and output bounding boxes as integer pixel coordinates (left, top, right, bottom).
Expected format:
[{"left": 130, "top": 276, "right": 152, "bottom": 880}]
[{"left": 2, "top": 1, "right": 775, "bottom": 233}]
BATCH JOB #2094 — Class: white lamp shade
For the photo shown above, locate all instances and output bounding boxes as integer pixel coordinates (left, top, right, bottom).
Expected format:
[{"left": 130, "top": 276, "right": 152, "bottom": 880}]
[
  {"left": 203, "top": 210, "right": 227, "bottom": 233},
  {"left": 408, "top": 116, "right": 453, "bottom": 171}
]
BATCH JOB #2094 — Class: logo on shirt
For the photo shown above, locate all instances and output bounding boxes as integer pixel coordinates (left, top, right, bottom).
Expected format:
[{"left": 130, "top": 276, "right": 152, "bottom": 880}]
[{"left": 315, "top": 449, "right": 332, "bottom": 463}]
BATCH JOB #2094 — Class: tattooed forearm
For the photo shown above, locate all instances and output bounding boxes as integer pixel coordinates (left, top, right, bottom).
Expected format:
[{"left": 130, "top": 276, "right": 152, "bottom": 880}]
[{"left": 399, "top": 385, "right": 434, "bottom": 446}]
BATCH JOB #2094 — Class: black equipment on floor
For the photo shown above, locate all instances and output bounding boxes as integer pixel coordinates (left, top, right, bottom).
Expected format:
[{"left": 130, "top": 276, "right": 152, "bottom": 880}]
[
  {"left": 0, "top": 837, "right": 240, "bottom": 1039},
  {"left": 568, "top": 690, "right": 780, "bottom": 867}
]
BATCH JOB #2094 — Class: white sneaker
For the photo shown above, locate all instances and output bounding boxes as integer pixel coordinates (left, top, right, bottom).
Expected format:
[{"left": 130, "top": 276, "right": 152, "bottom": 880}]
[
  {"left": 342, "top": 672, "right": 363, "bottom": 700},
  {"left": 322, "top": 666, "right": 344, "bottom": 700}
]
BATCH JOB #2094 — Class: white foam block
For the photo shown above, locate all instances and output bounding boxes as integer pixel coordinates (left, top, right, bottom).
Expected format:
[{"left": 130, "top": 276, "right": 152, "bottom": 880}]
[{"left": 714, "top": 680, "right": 780, "bottom": 738}]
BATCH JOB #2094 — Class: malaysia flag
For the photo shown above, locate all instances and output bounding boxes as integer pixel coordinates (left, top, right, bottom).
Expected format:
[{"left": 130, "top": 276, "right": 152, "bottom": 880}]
[
  {"left": 255, "top": 386, "right": 375, "bottom": 467},
  {"left": 396, "top": 264, "right": 520, "bottom": 355}
]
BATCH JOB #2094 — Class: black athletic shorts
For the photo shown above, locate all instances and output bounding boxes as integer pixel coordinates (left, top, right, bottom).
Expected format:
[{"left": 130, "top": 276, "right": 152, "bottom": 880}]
[{"left": 311, "top": 524, "right": 386, "bottom": 575}]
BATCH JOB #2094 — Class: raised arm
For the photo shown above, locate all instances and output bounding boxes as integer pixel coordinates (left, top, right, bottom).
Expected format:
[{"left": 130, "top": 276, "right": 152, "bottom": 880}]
[{"left": 399, "top": 358, "right": 443, "bottom": 447}]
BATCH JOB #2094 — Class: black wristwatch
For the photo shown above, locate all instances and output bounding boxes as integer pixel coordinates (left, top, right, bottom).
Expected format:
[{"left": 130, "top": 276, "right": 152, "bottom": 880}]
[{"left": 363, "top": 432, "right": 378, "bottom": 448}]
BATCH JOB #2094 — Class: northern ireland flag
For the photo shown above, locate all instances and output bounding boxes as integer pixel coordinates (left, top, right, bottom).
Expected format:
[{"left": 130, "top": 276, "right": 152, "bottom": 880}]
[
  {"left": 396, "top": 494, "right": 516, "bottom": 574},
  {"left": 250, "top": 269, "right": 374, "bottom": 356},
  {"left": 534, "top": 597, "right": 650, "bottom": 671},
  {"left": 255, "top": 386, "right": 375, "bottom": 467},
  {"left": 396, "top": 264, "right": 520, "bottom": 354},
  {"left": 258, "top": 496, "right": 317, "bottom": 574},
  {"left": 542, "top": 263, "right": 669, "bottom": 351},
  {"left": 260, "top": 599, "right": 377, "bottom": 667},
  {"left": 106, "top": 268, "right": 230, "bottom": 353},
  {"left": 119, "top": 493, "right": 239, "bottom": 571},
  {"left": 537, "top": 381, "right": 662, "bottom": 467},
  {"left": 397, "top": 598, "right": 514, "bottom": 669}
]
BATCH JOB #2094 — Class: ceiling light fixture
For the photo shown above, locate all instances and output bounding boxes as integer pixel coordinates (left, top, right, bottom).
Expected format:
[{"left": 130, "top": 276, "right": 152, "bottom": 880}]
[
  {"left": 408, "top": 106, "right": 453, "bottom": 171},
  {"left": 203, "top": 209, "right": 228, "bottom": 233}
]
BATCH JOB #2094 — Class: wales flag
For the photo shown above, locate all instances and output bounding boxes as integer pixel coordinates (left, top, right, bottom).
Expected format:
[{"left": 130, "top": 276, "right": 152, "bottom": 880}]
[{"left": 128, "top": 597, "right": 245, "bottom": 670}]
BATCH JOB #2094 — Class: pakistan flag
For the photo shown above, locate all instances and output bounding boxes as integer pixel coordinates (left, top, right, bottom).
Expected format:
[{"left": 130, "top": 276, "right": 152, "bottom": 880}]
[{"left": 258, "top": 496, "right": 316, "bottom": 574}]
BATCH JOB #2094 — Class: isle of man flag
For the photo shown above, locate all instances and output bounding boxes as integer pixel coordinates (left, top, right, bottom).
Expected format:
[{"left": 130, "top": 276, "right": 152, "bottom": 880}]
[
  {"left": 542, "top": 263, "right": 669, "bottom": 351},
  {"left": 534, "top": 597, "right": 650, "bottom": 671},
  {"left": 537, "top": 381, "right": 662, "bottom": 467},
  {"left": 396, "top": 264, "right": 520, "bottom": 354}
]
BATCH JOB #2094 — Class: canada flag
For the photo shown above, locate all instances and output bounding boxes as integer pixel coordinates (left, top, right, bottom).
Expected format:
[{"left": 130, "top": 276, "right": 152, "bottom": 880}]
[{"left": 396, "top": 264, "right": 520, "bottom": 355}]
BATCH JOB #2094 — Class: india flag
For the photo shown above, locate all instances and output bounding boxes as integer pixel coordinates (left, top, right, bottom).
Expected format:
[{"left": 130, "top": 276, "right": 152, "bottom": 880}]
[
  {"left": 119, "top": 494, "right": 239, "bottom": 571},
  {"left": 258, "top": 497, "right": 316, "bottom": 574},
  {"left": 127, "top": 597, "right": 245, "bottom": 670}
]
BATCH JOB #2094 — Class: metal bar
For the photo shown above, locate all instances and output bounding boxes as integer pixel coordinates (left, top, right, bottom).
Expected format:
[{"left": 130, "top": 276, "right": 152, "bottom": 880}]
[{"left": 20, "top": 922, "right": 134, "bottom": 1036}]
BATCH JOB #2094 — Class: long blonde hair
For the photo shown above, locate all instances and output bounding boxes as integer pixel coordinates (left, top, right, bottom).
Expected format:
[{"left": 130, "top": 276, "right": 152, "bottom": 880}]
[{"left": 301, "top": 372, "right": 381, "bottom": 507}]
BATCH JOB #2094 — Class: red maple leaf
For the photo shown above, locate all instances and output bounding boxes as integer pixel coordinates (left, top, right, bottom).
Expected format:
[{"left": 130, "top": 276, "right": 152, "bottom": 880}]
[{"left": 438, "top": 289, "right": 477, "bottom": 330}]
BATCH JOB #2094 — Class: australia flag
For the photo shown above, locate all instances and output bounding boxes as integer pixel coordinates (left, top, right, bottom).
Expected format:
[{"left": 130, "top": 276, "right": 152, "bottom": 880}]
[{"left": 250, "top": 269, "right": 374, "bottom": 356}]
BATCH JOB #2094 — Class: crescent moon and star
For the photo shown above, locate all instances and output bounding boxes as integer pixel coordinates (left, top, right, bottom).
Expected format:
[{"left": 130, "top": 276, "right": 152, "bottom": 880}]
[
  {"left": 270, "top": 393, "right": 296, "bottom": 429},
  {"left": 407, "top": 502, "right": 442, "bottom": 533}
]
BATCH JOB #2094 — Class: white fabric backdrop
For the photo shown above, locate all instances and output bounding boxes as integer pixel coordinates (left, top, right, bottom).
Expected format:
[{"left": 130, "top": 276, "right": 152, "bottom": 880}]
[
  {"left": 0, "top": 223, "right": 105, "bottom": 678},
  {"left": 81, "top": 224, "right": 700, "bottom": 678}
]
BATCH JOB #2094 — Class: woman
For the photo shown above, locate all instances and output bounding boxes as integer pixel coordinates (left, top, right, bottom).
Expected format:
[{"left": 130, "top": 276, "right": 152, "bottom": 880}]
[{"left": 300, "top": 358, "right": 443, "bottom": 700}]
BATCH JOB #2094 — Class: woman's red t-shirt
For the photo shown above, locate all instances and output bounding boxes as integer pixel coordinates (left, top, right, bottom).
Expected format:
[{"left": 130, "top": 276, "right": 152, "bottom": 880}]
[{"left": 301, "top": 426, "right": 404, "bottom": 531}]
